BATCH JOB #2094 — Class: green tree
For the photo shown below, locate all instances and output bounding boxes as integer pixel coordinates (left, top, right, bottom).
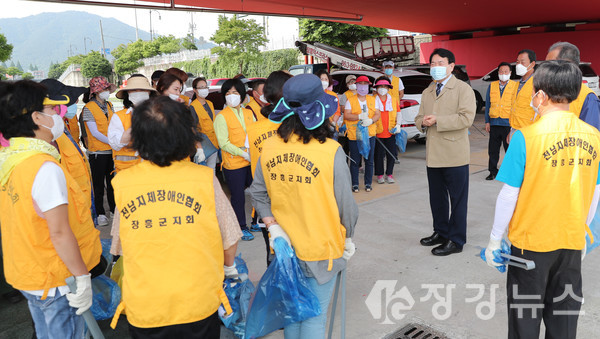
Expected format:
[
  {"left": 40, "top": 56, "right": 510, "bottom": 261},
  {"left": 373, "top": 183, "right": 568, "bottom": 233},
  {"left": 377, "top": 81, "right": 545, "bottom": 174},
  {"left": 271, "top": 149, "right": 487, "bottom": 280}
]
[
  {"left": 81, "top": 51, "right": 112, "bottom": 79},
  {"left": 0, "top": 33, "right": 13, "bottom": 62},
  {"left": 182, "top": 33, "right": 198, "bottom": 50},
  {"left": 211, "top": 15, "right": 268, "bottom": 74},
  {"left": 16, "top": 61, "right": 23, "bottom": 71},
  {"left": 153, "top": 35, "right": 182, "bottom": 54},
  {"left": 21, "top": 72, "right": 34, "bottom": 80},
  {"left": 299, "top": 19, "right": 388, "bottom": 51},
  {"left": 114, "top": 41, "right": 146, "bottom": 76},
  {"left": 6, "top": 67, "right": 22, "bottom": 77},
  {"left": 48, "top": 62, "right": 65, "bottom": 79},
  {"left": 0, "top": 65, "right": 6, "bottom": 80}
]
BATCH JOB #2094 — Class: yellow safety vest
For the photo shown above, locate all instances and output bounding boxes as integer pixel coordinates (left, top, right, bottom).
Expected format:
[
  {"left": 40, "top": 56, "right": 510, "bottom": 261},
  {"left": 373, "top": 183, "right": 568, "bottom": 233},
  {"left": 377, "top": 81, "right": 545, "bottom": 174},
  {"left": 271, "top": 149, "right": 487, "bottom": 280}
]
[
  {"left": 260, "top": 136, "right": 346, "bottom": 270},
  {"left": 111, "top": 160, "right": 231, "bottom": 328},
  {"left": 64, "top": 115, "right": 80, "bottom": 145},
  {"left": 0, "top": 154, "right": 101, "bottom": 298},
  {"left": 246, "top": 119, "right": 279, "bottom": 177},
  {"left": 190, "top": 99, "right": 218, "bottom": 148},
  {"left": 246, "top": 98, "right": 267, "bottom": 121},
  {"left": 375, "top": 95, "right": 399, "bottom": 135},
  {"left": 489, "top": 80, "right": 517, "bottom": 119},
  {"left": 345, "top": 95, "right": 377, "bottom": 140},
  {"left": 179, "top": 94, "right": 190, "bottom": 106},
  {"left": 389, "top": 75, "right": 402, "bottom": 104},
  {"left": 219, "top": 106, "right": 254, "bottom": 170},
  {"left": 569, "top": 83, "right": 596, "bottom": 118},
  {"left": 111, "top": 109, "right": 140, "bottom": 173},
  {"left": 56, "top": 133, "right": 93, "bottom": 207},
  {"left": 510, "top": 76, "right": 537, "bottom": 129},
  {"left": 83, "top": 101, "right": 114, "bottom": 152},
  {"left": 508, "top": 111, "right": 600, "bottom": 252}
]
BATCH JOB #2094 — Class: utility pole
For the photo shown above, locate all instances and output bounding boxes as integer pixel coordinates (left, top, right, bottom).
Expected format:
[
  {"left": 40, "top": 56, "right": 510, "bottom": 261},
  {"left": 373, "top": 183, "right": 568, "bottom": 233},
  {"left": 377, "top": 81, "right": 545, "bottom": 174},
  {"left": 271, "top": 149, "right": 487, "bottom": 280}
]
[
  {"left": 83, "top": 37, "right": 92, "bottom": 54},
  {"left": 134, "top": 8, "right": 139, "bottom": 40},
  {"left": 149, "top": 9, "right": 153, "bottom": 41},
  {"left": 99, "top": 20, "right": 106, "bottom": 57},
  {"left": 190, "top": 12, "right": 195, "bottom": 41}
]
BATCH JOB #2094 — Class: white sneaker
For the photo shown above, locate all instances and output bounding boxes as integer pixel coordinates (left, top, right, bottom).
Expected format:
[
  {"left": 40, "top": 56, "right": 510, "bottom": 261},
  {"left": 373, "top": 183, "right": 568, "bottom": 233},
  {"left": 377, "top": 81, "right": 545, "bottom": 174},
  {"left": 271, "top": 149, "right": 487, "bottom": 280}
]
[
  {"left": 97, "top": 215, "right": 109, "bottom": 226},
  {"left": 386, "top": 175, "right": 395, "bottom": 184}
]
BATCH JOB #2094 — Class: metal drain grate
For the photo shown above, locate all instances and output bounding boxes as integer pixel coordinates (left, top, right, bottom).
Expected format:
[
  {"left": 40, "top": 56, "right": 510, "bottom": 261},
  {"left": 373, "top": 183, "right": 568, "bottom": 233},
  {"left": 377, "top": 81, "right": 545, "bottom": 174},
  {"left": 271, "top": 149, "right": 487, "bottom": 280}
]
[{"left": 383, "top": 323, "right": 449, "bottom": 339}]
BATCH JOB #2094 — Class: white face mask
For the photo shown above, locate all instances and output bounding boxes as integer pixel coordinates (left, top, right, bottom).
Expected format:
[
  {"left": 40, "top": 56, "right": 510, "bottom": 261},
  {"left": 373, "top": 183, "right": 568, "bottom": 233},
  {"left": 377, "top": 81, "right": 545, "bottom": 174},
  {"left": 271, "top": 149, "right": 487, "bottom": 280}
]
[
  {"left": 128, "top": 92, "right": 150, "bottom": 107},
  {"left": 321, "top": 81, "right": 329, "bottom": 90},
  {"left": 259, "top": 94, "right": 267, "bottom": 104},
  {"left": 515, "top": 63, "right": 529, "bottom": 77},
  {"left": 348, "top": 83, "right": 357, "bottom": 91},
  {"left": 197, "top": 88, "right": 209, "bottom": 98},
  {"left": 39, "top": 112, "right": 65, "bottom": 141},
  {"left": 377, "top": 87, "right": 389, "bottom": 96},
  {"left": 226, "top": 94, "right": 241, "bottom": 108},
  {"left": 98, "top": 90, "right": 110, "bottom": 101},
  {"left": 168, "top": 93, "right": 180, "bottom": 101},
  {"left": 498, "top": 74, "right": 511, "bottom": 82},
  {"left": 529, "top": 90, "right": 544, "bottom": 117}
]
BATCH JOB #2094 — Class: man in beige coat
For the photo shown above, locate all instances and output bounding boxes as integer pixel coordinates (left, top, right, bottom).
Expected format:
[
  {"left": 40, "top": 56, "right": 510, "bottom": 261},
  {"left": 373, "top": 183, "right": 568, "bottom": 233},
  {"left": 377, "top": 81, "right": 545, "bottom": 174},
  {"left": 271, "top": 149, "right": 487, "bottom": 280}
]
[{"left": 415, "top": 48, "right": 476, "bottom": 256}]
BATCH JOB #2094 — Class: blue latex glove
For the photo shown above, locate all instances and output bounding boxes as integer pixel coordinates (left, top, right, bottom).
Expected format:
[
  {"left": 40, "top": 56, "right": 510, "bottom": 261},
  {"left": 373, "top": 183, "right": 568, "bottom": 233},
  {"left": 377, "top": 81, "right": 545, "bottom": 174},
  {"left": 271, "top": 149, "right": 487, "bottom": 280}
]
[{"left": 480, "top": 239, "right": 511, "bottom": 273}]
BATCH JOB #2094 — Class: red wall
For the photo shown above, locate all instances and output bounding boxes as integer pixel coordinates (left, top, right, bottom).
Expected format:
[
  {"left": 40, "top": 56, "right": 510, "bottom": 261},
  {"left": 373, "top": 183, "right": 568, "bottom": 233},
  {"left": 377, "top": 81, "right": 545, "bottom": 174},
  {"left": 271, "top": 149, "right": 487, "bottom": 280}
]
[{"left": 420, "top": 27, "right": 600, "bottom": 78}]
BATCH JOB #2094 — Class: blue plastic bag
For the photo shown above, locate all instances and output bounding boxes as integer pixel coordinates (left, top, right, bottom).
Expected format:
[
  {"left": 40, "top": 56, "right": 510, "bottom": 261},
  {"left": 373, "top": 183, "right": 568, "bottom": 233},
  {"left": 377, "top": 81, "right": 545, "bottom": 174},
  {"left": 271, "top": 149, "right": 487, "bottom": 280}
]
[
  {"left": 586, "top": 201, "right": 600, "bottom": 252},
  {"left": 356, "top": 123, "right": 371, "bottom": 159},
  {"left": 479, "top": 239, "right": 511, "bottom": 273},
  {"left": 395, "top": 129, "right": 408, "bottom": 153},
  {"left": 90, "top": 274, "right": 121, "bottom": 320},
  {"left": 220, "top": 255, "right": 255, "bottom": 338},
  {"left": 100, "top": 238, "right": 112, "bottom": 266},
  {"left": 245, "top": 238, "right": 321, "bottom": 338}
]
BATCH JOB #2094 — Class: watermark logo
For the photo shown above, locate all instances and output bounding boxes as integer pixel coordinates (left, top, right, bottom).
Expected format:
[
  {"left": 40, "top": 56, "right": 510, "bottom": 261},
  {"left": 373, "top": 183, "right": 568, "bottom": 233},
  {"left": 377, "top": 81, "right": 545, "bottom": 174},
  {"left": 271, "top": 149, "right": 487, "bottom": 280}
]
[{"left": 365, "top": 280, "right": 415, "bottom": 324}]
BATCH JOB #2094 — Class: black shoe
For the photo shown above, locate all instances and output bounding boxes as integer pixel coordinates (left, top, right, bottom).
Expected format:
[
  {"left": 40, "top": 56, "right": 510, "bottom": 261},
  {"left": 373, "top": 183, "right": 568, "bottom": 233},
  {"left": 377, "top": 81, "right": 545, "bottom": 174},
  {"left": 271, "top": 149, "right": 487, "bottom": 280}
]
[
  {"left": 420, "top": 232, "right": 446, "bottom": 246},
  {"left": 431, "top": 240, "right": 463, "bottom": 256},
  {"left": 485, "top": 173, "right": 496, "bottom": 180}
]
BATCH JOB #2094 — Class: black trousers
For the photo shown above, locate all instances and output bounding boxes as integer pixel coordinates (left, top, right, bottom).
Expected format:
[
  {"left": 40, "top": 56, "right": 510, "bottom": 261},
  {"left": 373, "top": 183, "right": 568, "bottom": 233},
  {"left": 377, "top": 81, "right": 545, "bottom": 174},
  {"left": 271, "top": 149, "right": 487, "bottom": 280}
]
[
  {"left": 88, "top": 153, "right": 115, "bottom": 215},
  {"left": 223, "top": 166, "right": 252, "bottom": 230},
  {"left": 488, "top": 125, "right": 510, "bottom": 175},
  {"left": 129, "top": 311, "right": 220, "bottom": 339},
  {"left": 507, "top": 246, "right": 582, "bottom": 339},
  {"left": 426, "top": 165, "right": 469, "bottom": 246},
  {"left": 375, "top": 136, "right": 396, "bottom": 176}
]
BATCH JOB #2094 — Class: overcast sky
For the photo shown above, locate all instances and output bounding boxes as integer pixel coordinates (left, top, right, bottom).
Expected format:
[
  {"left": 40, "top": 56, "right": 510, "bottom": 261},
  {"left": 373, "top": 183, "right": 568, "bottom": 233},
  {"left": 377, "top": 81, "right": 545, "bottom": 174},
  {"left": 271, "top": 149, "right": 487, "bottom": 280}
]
[{"left": 1, "top": 0, "right": 300, "bottom": 48}]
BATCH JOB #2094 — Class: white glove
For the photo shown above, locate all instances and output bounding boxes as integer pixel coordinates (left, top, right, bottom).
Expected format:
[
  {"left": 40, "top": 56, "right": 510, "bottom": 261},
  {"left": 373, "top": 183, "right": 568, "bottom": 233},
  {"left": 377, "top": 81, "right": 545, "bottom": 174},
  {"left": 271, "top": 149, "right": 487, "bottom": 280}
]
[
  {"left": 361, "top": 118, "right": 373, "bottom": 127},
  {"left": 194, "top": 147, "right": 206, "bottom": 164},
  {"left": 241, "top": 151, "right": 251, "bottom": 162},
  {"left": 268, "top": 224, "right": 291, "bottom": 249},
  {"left": 65, "top": 274, "right": 93, "bottom": 315},
  {"left": 358, "top": 112, "right": 369, "bottom": 120},
  {"left": 342, "top": 238, "right": 356, "bottom": 261},
  {"left": 391, "top": 124, "right": 402, "bottom": 134},
  {"left": 224, "top": 263, "right": 239, "bottom": 279},
  {"left": 485, "top": 237, "right": 503, "bottom": 268}
]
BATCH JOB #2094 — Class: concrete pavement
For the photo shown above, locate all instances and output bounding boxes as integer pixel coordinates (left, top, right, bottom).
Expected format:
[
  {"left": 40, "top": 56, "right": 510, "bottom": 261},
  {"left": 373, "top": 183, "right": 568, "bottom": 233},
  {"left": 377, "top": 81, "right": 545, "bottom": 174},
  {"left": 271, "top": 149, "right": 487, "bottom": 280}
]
[{"left": 2, "top": 113, "right": 599, "bottom": 338}]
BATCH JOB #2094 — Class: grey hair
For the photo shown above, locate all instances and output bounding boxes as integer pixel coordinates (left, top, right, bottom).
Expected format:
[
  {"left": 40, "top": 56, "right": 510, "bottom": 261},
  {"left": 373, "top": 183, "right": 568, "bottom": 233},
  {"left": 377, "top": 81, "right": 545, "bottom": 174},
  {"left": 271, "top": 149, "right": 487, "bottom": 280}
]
[
  {"left": 533, "top": 60, "right": 581, "bottom": 104},
  {"left": 548, "top": 41, "right": 580, "bottom": 65}
]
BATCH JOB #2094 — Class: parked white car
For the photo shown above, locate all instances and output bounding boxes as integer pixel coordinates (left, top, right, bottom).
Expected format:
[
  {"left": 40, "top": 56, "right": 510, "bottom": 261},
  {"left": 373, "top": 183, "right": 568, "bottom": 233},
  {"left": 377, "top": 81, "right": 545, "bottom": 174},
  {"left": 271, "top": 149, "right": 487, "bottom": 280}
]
[
  {"left": 330, "top": 69, "right": 429, "bottom": 143},
  {"left": 471, "top": 62, "right": 600, "bottom": 111}
]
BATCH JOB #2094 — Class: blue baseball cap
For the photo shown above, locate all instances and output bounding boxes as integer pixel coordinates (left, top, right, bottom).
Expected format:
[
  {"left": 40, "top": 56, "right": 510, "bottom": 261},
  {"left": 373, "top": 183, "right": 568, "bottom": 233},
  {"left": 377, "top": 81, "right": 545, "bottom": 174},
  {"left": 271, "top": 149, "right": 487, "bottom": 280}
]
[{"left": 270, "top": 74, "right": 338, "bottom": 130}]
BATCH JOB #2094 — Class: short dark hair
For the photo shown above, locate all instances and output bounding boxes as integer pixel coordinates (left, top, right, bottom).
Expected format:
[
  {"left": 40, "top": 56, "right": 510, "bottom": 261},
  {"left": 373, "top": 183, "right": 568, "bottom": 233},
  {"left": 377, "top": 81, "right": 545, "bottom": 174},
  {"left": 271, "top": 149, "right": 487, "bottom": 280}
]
[
  {"left": 0, "top": 80, "right": 46, "bottom": 139},
  {"left": 131, "top": 96, "right": 200, "bottom": 167},
  {"left": 165, "top": 67, "right": 188, "bottom": 83},
  {"left": 518, "top": 49, "right": 536, "bottom": 63},
  {"left": 122, "top": 74, "right": 148, "bottom": 109},
  {"left": 277, "top": 113, "right": 334, "bottom": 144},
  {"left": 151, "top": 70, "right": 165, "bottom": 81},
  {"left": 260, "top": 71, "right": 293, "bottom": 118},
  {"left": 156, "top": 73, "right": 183, "bottom": 95},
  {"left": 220, "top": 78, "right": 247, "bottom": 104},
  {"left": 533, "top": 60, "right": 581, "bottom": 104},
  {"left": 314, "top": 69, "right": 332, "bottom": 84},
  {"left": 548, "top": 41, "right": 580, "bottom": 65},
  {"left": 497, "top": 62, "right": 512, "bottom": 71},
  {"left": 251, "top": 79, "right": 266, "bottom": 90},
  {"left": 190, "top": 77, "right": 207, "bottom": 101},
  {"left": 429, "top": 48, "right": 455, "bottom": 64}
]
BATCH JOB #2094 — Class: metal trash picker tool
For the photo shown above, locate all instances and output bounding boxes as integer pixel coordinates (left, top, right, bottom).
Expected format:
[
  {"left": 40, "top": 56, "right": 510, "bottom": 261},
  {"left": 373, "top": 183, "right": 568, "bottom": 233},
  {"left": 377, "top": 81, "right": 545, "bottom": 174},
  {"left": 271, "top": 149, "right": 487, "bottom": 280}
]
[
  {"left": 475, "top": 246, "right": 536, "bottom": 270},
  {"left": 327, "top": 269, "right": 346, "bottom": 339},
  {"left": 66, "top": 276, "right": 105, "bottom": 339}
]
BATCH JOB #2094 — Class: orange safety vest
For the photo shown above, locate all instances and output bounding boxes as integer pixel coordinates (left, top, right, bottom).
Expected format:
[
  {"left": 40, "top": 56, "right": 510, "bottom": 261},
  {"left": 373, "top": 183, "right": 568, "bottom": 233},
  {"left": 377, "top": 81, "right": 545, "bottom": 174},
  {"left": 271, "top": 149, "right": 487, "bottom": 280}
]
[
  {"left": 56, "top": 133, "right": 93, "bottom": 206},
  {"left": 569, "top": 83, "right": 596, "bottom": 118},
  {"left": 508, "top": 111, "right": 600, "bottom": 252},
  {"left": 489, "top": 80, "right": 518, "bottom": 119},
  {"left": 345, "top": 95, "right": 377, "bottom": 140},
  {"left": 190, "top": 99, "right": 219, "bottom": 148},
  {"left": 510, "top": 76, "right": 537, "bottom": 129},
  {"left": 83, "top": 100, "right": 114, "bottom": 152},
  {"left": 247, "top": 119, "right": 279, "bottom": 177},
  {"left": 110, "top": 160, "right": 231, "bottom": 328},
  {"left": 219, "top": 106, "right": 254, "bottom": 170},
  {"left": 260, "top": 136, "right": 346, "bottom": 270},
  {"left": 64, "top": 115, "right": 80, "bottom": 145},
  {"left": 111, "top": 109, "right": 141, "bottom": 172},
  {"left": 374, "top": 94, "right": 399, "bottom": 137},
  {"left": 0, "top": 154, "right": 101, "bottom": 298},
  {"left": 246, "top": 97, "right": 267, "bottom": 121}
]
